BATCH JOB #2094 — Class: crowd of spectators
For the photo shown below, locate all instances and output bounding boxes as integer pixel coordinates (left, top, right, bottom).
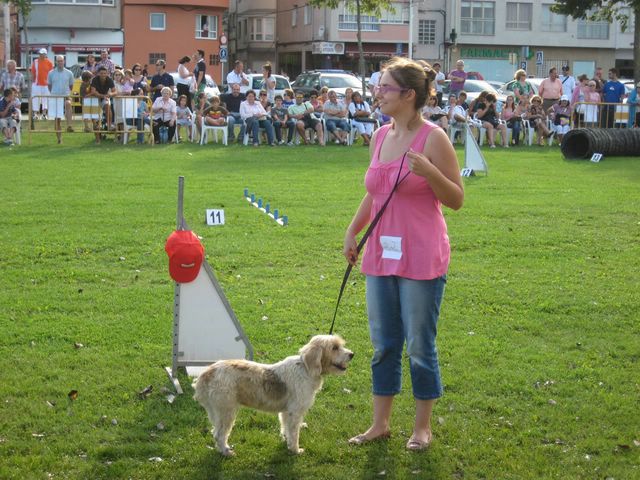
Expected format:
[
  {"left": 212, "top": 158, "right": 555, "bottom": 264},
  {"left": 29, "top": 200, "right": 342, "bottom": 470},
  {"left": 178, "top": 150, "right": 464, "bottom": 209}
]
[{"left": 2, "top": 52, "right": 639, "bottom": 147}]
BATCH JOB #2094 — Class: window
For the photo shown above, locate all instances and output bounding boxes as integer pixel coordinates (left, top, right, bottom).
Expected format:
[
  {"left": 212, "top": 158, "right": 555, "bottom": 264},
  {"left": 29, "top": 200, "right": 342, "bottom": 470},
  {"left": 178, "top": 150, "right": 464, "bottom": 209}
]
[
  {"left": 338, "top": 4, "right": 380, "bottom": 31},
  {"left": 380, "top": 2, "right": 409, "bottom": 24},
  {"left": 150, "top": 13, "right": 166, "bottom": 31},
  {"left": 506, "top": 2, "right": 532, "bottom": 30},
  {"left": 149, "top": 53, "right": 166, "bottom": 65},
  {"left": 461, "top": 1, "right": 495, "bottom": 35},
  {"left": 304, "top": 5, "right": 311, "bottom": 25},
  {"left": 577, "top": 10, "right": 609, "bottom": 39},
  {"left": 541, "top": 4, "right": 567, "bottom": 32},
  {"left": 250, "top": 18, "right": 275, "bottom": 41},
  {"left": 418, "top": 20, "right": 436, "bottom": 45},
  {"left": 292, "top": 5, "right": 297, "bottom": 27},
  {"left": 196, "top": 14, "right": 218, "bottom": 39}
]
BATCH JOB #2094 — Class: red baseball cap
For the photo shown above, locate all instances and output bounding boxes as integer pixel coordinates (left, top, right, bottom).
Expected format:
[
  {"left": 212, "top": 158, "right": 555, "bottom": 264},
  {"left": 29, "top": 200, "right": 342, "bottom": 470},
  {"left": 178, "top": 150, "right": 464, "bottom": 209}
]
[{"left": 165, "top": 230, "right": 204, "bottom": 283}]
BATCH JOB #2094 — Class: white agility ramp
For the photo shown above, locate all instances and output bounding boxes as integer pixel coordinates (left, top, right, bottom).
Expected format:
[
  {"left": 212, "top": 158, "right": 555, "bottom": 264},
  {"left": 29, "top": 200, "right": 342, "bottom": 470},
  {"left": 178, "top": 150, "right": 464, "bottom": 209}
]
[
  {"left": 461, "top": 125, "right": 489, "bottom": 176},
  {"left": 166, "top": 177, "right": 253, "bottom": 394}
]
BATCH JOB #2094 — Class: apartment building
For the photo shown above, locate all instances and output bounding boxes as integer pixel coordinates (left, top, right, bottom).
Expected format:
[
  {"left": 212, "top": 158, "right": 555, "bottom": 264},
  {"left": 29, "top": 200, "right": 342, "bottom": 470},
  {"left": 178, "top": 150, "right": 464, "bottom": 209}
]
[
  {"left": 274, "top": 0, "right": 413, "bottom": 78},
  {"left": 19, "top": 0, "right": 123, "bottom": 68},
  {"left": 227, "top": 0, "right": 277, "bottom": 74},
  {"left": 449, "top": 0, "right": 635, "bottom": 81},
  {"left": 122, "top": 0, "right": 227, "bottom": 83}
]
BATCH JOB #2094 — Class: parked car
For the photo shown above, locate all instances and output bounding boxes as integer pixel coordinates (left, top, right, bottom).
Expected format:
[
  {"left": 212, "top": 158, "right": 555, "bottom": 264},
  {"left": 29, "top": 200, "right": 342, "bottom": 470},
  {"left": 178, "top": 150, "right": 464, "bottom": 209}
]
[
  {"left": 291, "top": 70, "right": 371, "bottom": 100},
  {"left": 244, "top": 73, "right": 291, "bottom": 98},
  {"left": 442, "top": 79, "right": 507, "bottom": 105}
]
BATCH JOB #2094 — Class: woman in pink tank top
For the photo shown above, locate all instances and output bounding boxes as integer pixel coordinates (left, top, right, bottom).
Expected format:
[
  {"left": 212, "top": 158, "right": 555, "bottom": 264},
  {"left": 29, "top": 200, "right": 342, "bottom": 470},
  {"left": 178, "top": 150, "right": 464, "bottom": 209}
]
[{"left": 344, "top": 57, "right": 464, "bottom": 451}]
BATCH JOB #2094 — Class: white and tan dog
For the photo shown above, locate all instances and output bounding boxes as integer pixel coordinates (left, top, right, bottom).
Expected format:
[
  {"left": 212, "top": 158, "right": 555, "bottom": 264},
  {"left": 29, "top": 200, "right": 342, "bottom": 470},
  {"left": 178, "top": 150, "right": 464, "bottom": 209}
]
[{"left": 193, "top": 335, "right": 353, "bottom": 456}]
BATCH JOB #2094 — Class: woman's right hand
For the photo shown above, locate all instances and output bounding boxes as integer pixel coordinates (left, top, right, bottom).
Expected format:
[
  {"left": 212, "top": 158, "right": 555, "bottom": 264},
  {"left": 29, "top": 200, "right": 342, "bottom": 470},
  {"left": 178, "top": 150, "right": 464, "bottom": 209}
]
[{"left": 343, "top": 232, "right": 358, "bottom": 266}]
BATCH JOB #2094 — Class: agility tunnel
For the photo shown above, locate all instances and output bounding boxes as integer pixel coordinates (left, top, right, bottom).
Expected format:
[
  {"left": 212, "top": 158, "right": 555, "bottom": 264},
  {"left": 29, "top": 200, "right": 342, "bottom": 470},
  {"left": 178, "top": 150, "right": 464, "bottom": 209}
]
[{"left": 561, "top": 128, "right": 640, "bottom": 159}]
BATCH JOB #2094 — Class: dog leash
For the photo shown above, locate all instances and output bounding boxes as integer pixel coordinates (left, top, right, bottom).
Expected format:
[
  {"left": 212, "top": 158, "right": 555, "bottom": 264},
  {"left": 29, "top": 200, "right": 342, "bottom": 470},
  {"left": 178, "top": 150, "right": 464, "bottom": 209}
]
[{"left": 329, "top": 153, "right": 410, "bottom": 335}]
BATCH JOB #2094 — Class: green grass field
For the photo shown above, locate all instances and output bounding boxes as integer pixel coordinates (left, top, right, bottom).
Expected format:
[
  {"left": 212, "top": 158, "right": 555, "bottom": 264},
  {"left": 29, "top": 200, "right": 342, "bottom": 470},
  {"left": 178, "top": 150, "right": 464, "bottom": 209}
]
[{"left": 1, "top": 133, "right": 639, "bottom": 479}]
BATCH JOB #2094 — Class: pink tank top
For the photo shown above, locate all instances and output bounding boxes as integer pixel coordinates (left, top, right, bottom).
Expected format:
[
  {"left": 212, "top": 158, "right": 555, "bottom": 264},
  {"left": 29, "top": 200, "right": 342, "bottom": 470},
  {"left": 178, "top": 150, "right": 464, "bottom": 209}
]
[{"left": 360, "top": 122, "right": 450, "bottom": 280}]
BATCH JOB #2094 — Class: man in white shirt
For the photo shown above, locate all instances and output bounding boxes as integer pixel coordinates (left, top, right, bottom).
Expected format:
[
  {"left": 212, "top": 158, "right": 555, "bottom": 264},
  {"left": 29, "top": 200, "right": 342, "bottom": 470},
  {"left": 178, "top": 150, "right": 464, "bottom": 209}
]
[
  {"left": 559, "top": 65, "right": 576, "bottom": 99},
  {"left": 367, "top": 60, "right": 384, "bottom": 98},
  {"left": 47, "top": 55, "right": 75, "bottom": 143},
  {"left": 227, "top": 60, "right": 250, "bottom": 93},
  {"left": 433, "top": 62, "right": 446, "bottom": 107}
]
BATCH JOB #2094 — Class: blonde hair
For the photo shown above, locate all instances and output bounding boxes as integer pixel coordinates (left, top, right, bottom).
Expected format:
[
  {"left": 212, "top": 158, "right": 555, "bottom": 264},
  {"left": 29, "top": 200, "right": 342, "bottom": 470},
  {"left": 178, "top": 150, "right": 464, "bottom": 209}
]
[{"left": 514, "top": 69, "right": 527, "bottom": 80}]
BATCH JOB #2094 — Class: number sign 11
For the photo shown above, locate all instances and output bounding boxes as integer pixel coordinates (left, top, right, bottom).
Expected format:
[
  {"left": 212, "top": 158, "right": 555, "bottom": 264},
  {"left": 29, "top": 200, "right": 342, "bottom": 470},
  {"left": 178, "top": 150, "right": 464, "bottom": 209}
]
[{"left": 206, "top": 209, "right": 225, "bottom": 226}]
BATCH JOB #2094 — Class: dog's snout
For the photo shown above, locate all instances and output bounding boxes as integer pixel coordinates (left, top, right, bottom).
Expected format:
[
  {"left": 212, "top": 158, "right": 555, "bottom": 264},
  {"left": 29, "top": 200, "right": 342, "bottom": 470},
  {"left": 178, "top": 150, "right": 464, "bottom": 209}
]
[{"left": 348, "top": 352, "right": 354, "bottom": 360}]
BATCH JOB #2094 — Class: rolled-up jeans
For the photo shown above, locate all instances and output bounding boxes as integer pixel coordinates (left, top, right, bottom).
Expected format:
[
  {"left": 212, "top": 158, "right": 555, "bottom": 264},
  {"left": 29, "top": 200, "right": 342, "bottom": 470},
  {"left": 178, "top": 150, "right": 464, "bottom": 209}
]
[{"left": 366, "top": 274, "right": 447, "bottom": 400}]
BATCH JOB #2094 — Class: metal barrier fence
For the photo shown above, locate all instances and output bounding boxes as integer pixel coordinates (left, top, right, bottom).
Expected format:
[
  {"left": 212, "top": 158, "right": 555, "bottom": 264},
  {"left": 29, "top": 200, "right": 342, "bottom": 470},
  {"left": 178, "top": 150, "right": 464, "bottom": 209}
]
[
  {"left": 27, "top": 94, "right": 154, "bottom": 145},
  {"left": 571, "top": 101, "right": 636, "bottom": 129}
]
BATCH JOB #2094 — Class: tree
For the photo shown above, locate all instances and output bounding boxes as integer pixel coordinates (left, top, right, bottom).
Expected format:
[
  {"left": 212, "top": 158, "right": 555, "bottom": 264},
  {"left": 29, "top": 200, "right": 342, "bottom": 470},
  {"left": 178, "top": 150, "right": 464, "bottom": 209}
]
[
  {"left": 552, "top": 1, "right": 640, "bottom": 82},
  {"left": 308, "top": 0, "right": 393, "bottom": 96},
  {"left": 1, "top": 0, "right": 33, "bottom": 66}
]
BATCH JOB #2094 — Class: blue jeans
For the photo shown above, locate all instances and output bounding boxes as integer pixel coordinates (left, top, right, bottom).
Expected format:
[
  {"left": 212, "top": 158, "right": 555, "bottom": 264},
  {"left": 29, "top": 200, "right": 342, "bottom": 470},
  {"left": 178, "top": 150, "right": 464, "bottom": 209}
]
[
  {"left": 227, "top": 112, "right": 245, "bottom": 141},
  {"left": 245, "top": 117, "right": 275, "bottom": 145},
  {"left": 325, "top": 118, "right": 349, "bottom": 134},
  {"left": 366, "top": 274, "right": 447, "bottom": 400}
]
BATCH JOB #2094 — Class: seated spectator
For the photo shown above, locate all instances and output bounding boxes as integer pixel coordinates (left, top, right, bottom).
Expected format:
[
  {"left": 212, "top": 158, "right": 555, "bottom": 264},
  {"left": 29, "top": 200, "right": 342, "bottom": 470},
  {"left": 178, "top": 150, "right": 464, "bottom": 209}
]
[
  {"left": 458, "top": 91, "right": 469, "bottom": 111},
  {"left": 348, "top": 91, "right": 373, "bottom": 146},
  {"left": 151, "top": 86, "right": 177, "bottom": 144},
  {"left": 525, "top": 95, "right": 551, "bottom": 146},
  {"left": 220, "top": 82, "right": 246, "bottom": 143},
  {"left": 445, "top": 94, "right": 467, "bottom": 126},
  {"left": 318, "top": 86, "right": 329, "bottom": 107},
  {"left": 548, "top": 95, "right": 571, "bottom": 144},
  {"left": 309, "top": 89, "right": 323, "bottom": 116},
  {"left": 90, "top": 66, "right": 116, "bottom": 143},
  {"left": 475, "top": 92, "right": 508, "bottom": 148},
  {"left": 323, "top": 89, "right": 350, "bottom": 144},
  {"left": 194, "top": 92, "right": 211, "bottom": 132},
  {"left": 176, "top": 94, "right": 193, "bottom": 141},
  {"left": 422, "top": 95, "right": 448, "bottom": 131},
  {"left": 240, "top": 90, "right": 275, "bottom": 146},
  {"left": 288, "top": 91, "right": 324, "bottom": 145},
  {"left": 203, "top": 95, "right": 228, "bottom": 126},
  {"left": 501, "top": 94, "right": 522, "bottom": 146},
  {"left": 258, "top": 90, "right": 272, "bottom": 114},
  {"left": 0, "top": 88, "right": 19, "bottom": 145},
  {"left": 270, "top": 95, "right": 290, "bottom": 145}
]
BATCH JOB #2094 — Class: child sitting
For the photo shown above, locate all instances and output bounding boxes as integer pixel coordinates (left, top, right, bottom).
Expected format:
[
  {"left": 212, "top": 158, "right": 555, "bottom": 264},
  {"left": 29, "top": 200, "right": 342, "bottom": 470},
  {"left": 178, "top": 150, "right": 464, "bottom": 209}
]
[
  {"left": 176, "top": 94, "right": 193, "bottom": 141},
  {"left": 204, "top": 95, "right": 228, "bottom": 126},
  {"left": 0, "top": 88, "right": 19, "bottom": 145}
]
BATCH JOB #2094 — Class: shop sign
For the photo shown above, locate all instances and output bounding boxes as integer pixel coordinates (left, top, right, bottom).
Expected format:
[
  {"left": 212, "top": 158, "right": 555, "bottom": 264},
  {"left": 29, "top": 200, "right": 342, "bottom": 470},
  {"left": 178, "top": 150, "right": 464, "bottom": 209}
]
[
  {"left": 460, "top": 47, "right": 534, "bottom": 60},
  {"left": 312, "top": 42, "right": 345, "bottom": 55}
]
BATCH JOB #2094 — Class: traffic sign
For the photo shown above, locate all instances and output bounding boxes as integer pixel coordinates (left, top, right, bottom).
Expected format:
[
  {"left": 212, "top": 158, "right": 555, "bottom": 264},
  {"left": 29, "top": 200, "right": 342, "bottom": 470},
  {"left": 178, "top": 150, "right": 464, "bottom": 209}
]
[
  {"left": 520, "top": 61, "right": 527, "bottom": 70},
  {"left": 219, "top": 46, "right": 228, "bottom": 63},
  {"left": 535, "top": 50, "right": 544, "bottom": 65}
]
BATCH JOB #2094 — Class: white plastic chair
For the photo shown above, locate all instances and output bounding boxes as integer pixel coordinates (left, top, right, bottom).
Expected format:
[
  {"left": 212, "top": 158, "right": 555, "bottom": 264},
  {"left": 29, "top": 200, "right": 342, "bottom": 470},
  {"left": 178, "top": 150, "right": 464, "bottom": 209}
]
[{"left": 200, "top": 116, "right": 228, "bottom": 145}]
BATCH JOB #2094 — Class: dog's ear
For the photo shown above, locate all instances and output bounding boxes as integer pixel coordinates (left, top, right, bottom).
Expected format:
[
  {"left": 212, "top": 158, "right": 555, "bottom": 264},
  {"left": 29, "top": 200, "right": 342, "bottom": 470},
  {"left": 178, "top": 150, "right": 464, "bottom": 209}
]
[{"left": 300, "top": 341, "right": 323, "bottom": 377}]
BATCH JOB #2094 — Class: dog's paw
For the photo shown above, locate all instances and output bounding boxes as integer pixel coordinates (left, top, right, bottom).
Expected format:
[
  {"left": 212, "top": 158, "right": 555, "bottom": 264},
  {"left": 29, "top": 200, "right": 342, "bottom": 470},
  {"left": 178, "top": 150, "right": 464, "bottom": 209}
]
[
  {"left": 300, "top": 422, "right": 308, "bottom": 429},
  {"left": 288, "top": 447, "right": 304, "bottom": 455},
  {"left": 220, "top": 447, "right": 235, "bottom": 457}
]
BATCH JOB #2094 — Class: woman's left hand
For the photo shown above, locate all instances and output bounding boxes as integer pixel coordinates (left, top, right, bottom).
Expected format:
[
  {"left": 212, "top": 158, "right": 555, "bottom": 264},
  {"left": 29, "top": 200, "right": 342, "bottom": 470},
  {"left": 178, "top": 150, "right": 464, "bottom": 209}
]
[{"left": 406, "top": 149, "right": 435, "bottom": 178}]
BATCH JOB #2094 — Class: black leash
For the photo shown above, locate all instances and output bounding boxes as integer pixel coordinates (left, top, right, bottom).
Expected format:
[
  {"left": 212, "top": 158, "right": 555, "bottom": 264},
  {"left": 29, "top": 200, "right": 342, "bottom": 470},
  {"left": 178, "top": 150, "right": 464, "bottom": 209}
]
[{"left": 329, "top": 153, "right": 410, "bottom": 335}]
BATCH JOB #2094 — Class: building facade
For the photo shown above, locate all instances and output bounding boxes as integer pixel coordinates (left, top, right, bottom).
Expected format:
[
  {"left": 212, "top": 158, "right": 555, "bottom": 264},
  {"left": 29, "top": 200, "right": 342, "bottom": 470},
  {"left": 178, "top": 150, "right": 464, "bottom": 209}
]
[
  {"left": 227, "top": 0, "right": 277, "bottom": 74},
  {"left": 122, "top": 0, "right": 228, "bottom": 83},
  {"left": 447, "top": 0, "right": 635, "bottom": 81},
  {"left": 19, "top": 0, "right": 123, "bottom": 68}
]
